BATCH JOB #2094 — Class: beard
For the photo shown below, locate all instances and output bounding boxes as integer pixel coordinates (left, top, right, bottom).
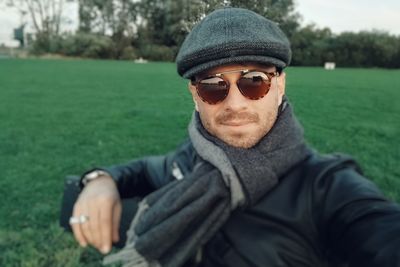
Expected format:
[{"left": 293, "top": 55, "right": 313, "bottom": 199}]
[{"left": 200, "top": 108, "right": 278, "bottom": 149}]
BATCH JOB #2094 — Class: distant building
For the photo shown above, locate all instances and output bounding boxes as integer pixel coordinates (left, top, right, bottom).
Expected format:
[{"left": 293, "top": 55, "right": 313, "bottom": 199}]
[
  {"left": 13, "top": 24, "right": 25, "bottom": 47},
  {"left": 324, "top": 62, "right": 336, "bottom": 70}
]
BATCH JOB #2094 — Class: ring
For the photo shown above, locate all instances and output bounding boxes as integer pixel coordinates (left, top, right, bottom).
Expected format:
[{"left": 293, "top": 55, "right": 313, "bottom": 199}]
[{"left": 69, "top": 215, "right": 90, "bottom": 224}]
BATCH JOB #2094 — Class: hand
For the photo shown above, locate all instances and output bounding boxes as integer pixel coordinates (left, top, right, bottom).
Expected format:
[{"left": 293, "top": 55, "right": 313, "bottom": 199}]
[{"left": 71, "top": 175, "right": 122, "bottom": 254}]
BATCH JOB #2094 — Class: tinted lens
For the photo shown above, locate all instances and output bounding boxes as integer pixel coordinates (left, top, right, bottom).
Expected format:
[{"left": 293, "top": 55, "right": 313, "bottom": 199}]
[
  {"left": 237, "top": 71, "right": 271, "bottom": 99},
  {"left": 197, "top": 77, "right": 229, "bottom": 104}
]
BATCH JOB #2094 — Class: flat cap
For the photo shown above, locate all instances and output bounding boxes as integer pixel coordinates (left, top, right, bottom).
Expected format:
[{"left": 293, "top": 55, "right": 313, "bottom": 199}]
[{"left": 176, "top": 7, "right": 292, "bottom": 78}]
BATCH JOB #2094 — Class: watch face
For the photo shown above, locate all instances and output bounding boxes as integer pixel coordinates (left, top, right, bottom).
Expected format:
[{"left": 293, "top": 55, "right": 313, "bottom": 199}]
[
  {"left": 83, "top": 170, "right": 109, "bottom": 186},
  {"left": 88, "top": 170, "right": 108, "bottom": 179},
  {"left": 86, "top": 171, "right": 100, "bottom": 179}
]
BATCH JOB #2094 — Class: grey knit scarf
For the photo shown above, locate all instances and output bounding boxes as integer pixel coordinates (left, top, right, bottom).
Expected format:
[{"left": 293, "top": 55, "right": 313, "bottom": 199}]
[{"left": 103, "top": 100, "right": 311, "bottom": 267}]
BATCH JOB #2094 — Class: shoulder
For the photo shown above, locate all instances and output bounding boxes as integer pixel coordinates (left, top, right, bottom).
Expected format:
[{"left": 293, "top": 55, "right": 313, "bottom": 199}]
[
  {"left": 247, "top": 151, "right": 387, "bottom": 239},
  {"left": 283, "top": 152, "right": 387, "bottom": 217},
  {"left": 300, "top": 152, "right": 385, "bottom": 202},
  {"left": 299, "top": 151, "right": 362, "bottom": 180}
]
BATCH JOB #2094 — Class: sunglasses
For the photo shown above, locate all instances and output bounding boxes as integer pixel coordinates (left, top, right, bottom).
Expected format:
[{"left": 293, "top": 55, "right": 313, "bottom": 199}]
[{"left": 191, "top": 69, "right": 279, "bottom": 105}]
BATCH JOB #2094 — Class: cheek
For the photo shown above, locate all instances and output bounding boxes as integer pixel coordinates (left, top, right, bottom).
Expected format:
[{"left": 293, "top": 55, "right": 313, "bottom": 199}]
[
  {"left": 197, "top": 102, "right": 221, "bottom": 131},
  {"left": 198, "top": 104, "right": 215, "bottom": 122},
  {"left": 255, "top": 88, "right": 280, "bottom": 119},
  {"left": 269, "top": 82, "right": 281, "bottom": 104}
]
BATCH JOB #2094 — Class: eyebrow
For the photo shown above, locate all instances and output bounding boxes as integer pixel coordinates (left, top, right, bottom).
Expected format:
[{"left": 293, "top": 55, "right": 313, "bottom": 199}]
[
  {"left": 207, "top": 66, "right": 275, "bottom": 76},
  {"left": 192, "top": 67, "right": 277, "bottom": 83}
]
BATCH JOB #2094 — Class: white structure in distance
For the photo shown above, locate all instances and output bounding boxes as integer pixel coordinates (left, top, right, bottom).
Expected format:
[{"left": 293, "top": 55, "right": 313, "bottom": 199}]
[{"left": 324, "top": 62, "right": 336, "bottom": 70}]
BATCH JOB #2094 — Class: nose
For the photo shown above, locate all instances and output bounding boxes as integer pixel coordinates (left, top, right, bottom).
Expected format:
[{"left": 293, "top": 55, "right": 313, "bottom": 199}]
[{"left": 222, "top": 81, "right": 248, "bottom": 111}]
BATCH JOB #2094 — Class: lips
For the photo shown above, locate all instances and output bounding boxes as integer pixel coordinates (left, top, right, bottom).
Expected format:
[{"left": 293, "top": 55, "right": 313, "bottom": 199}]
[{"left": 220, "top": 120, "right": 254, "bottom": 126}]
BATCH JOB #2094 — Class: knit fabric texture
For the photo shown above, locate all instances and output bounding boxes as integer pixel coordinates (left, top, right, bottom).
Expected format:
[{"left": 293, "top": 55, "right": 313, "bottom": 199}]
[
  {"left": 103, "top": 100, "right": 311, "bottom": 267},
  {"left": 176, "top": 7, "right": 292, "bottom": 78}
]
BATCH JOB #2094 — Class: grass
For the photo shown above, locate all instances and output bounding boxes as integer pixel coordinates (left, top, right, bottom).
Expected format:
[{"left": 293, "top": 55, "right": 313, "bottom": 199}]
[{"left": 0, "top": 59, "right": 399, "bottom": 266}]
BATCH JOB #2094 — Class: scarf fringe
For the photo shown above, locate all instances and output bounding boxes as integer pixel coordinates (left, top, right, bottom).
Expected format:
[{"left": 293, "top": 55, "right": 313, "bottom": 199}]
[
  {"left": 125, "top": 200, "right": 149, "bottom": 243},
  {"left": 103, "top": 247, "right": 157, "bottom": 267},
  {"left": 103, "top": 200, "right": 153, "bottom": 266}
]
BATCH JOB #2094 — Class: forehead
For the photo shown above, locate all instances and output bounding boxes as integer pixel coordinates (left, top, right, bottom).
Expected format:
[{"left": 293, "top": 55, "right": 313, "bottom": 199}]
[{"left": 198, "top": 63, "right": 276, "bottom": 77}]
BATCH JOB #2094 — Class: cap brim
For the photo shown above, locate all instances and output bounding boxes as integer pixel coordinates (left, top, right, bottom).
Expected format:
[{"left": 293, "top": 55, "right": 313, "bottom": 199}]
[{"left": 182, "top": 55, "right": 287, "bottom": 79}]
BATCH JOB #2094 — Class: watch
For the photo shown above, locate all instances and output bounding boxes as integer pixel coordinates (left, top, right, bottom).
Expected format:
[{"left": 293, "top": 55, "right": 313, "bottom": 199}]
[{"left": 82, "top": 170, "right": 110, "bottom": 186}]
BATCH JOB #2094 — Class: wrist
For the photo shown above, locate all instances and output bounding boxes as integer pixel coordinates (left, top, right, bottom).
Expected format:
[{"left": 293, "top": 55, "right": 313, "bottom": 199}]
[{"left": 81, "top": 170, "right": 111, "bottom": 187}]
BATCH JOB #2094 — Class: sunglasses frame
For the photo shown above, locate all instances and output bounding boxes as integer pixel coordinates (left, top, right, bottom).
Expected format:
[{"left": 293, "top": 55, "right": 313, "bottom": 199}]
[{"left": 191, "top": 69, "right": 280, "bottom": 105}]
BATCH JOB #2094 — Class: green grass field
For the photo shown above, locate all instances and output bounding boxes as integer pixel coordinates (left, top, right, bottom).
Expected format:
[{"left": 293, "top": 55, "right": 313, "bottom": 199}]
[{"left": 0, "top": 59, "right": 399, "bottom": 266}]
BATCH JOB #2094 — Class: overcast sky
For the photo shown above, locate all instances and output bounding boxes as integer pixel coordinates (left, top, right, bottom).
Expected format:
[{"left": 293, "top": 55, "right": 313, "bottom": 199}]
[
  {"left": 296, "top": 0, "right": 400, "bottom": 35},
  {"left": 1, "top": 0, "right": 399, "bottom": 47}
]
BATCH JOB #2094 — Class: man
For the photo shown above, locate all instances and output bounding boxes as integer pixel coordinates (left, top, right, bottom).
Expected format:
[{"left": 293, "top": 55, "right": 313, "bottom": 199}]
[{"left": 69, "top": 7, "right": 400, "bottom": 267}]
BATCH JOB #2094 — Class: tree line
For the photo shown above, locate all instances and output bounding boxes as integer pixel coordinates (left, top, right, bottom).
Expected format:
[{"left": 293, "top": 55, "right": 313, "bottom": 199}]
[{"left": 7, "top": 0, "right": 400, "bottom": 68}]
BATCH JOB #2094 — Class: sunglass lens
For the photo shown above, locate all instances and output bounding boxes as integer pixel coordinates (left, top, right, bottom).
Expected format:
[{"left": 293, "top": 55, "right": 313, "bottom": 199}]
[
  {"left": 197, "top": 77, "right": 229, "bottom": 104},
  {"left": 237, "top": 71, "right": 271, "bottom": 99}
]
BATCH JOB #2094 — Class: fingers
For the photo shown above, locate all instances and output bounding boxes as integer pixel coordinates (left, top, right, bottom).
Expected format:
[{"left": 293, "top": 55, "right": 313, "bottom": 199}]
[
  {"left": 71, "top": 198, "right": 120, "bottom": 254},
  {"left": 112, "top": 201, "right": 122, "bottom": 243},
  {"left": 99, "top": 200, "right": 114, "bottom": 254},
  {"left": 71, "top": 201, "right": 110, "bottom": 253},
  {"left": 71, "top": 203, "right": 88, "bottom": 247},
  {"left": 83, "top": 199, "right": 113, "bottom": 254},
  {"left": 70, "top": 177, "right": 120, "bottom": 254},
  {"left": 87, "top": 201, "right": 101, "bottom": 251}
]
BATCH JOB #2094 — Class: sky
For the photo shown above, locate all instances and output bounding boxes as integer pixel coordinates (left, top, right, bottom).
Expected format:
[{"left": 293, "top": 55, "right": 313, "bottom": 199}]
[
  {"left": 296, "top": 0, "right": 400, "bottom": 35},
  {"left": 0, "top": 2, "right": 79, "bottom": 47},
  {"left": 1, "top": 0, "right": 400, "bottom": 47}
]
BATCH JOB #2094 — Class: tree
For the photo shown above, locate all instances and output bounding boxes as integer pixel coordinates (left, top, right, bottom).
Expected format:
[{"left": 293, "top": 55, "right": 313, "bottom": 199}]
[
  {"left": 133, "top": 0, "right": 302, "bottom": 58},
  {"left": 139, "top": 0, "right": 300, "bottom": 54},
  {"left": 290, "top": 24, "right": 333, "bottom": 66},
  {"left": 228, "top": 0, "right": 300, "bottom": 38},
  {"left": 3, "top": 0, "right": 77, "bottom": 53},
  {"left": 6, "top": 0, "right": 65, "bottom": 47},
  {"left": 331, "top": 31, "right": 400, "bottom": 68},
  {"left": 78, "top": 0, "right": 138, "bottom": 35},
  {"left": 76, "top": 0, "right": 301, "bottom": 61},
  {"left": 133, "top": 0, "right": 224, "bottom": 58},
  {"left": 78, "top": 0, "right": 139, "bottom": 58}
]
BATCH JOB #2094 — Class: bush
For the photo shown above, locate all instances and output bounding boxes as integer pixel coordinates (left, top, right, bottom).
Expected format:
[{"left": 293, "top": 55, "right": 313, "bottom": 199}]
[
  {"left": 120, "top": 46, "right": 137, "bottom": 60},
  {"left": 61, "top": 33, "right": 114, "bottom": 59},
  {"left": 30, "top": 33, "right": 64, "bottom": 55},
  {"left": 137, "top": 44, "right": 175, "bottom": 61}
]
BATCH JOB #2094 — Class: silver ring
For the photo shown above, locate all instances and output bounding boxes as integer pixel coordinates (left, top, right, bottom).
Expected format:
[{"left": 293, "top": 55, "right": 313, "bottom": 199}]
[
  {"left": 79, "top": 214, "right": 89, "bottom": 223},
  {"left": 69, "top": 215, "right": 90, "bottom": 225}
]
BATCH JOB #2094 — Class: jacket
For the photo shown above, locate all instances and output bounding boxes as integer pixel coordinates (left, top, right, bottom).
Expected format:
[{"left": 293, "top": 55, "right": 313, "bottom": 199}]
[{"left": 102, "top": 140, "right": 400, "bottom": 267}]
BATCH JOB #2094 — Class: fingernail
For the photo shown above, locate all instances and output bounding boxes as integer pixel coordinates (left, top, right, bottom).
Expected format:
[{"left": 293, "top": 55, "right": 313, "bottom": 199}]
[
  {"left": 80, "top": 242, "right": 87, "bottom": 248},
  {"left": 102, "top": 246, "right": 110, "bottom": 254}
]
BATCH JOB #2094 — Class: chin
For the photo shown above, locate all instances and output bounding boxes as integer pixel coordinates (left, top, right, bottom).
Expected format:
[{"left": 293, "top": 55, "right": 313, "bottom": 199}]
[
  {"left": 220, "top": 133, "right": 262, "bottom": 149},
  {"left": 205, "top": 121, "right": 268, "bottom": 148},
  {"left": 217, "top": 125, "right": 266, "bottom": 148}
]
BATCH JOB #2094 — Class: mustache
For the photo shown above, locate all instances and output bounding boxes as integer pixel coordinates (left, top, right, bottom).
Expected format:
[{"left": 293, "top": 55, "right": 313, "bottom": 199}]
[{"left": 216, "top": 111, "right": 259, "bottom": 124}]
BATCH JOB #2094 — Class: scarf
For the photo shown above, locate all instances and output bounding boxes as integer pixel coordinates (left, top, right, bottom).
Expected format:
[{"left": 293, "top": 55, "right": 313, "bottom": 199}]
[{"left": 103, "top": 100, "right": 311, "bottom": 267}]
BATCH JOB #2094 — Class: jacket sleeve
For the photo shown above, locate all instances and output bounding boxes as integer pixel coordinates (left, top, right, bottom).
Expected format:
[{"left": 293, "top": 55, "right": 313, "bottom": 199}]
[
  {"left": 313, "top": 160, "right": 400, "bottom": 267},
  {"left": 86, "top": 140, "right": 195, "bottom": 198}
]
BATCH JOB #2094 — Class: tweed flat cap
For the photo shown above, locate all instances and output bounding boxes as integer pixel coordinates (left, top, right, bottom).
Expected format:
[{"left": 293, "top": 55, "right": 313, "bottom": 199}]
[{"left": 176, "top": 7, "right": 292, "bottom": 78}]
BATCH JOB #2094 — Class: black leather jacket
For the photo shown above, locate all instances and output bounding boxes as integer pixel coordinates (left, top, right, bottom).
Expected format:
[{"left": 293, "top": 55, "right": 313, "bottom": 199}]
[{"left": 102, "top": 140, "right": 400, "bottom": 267}]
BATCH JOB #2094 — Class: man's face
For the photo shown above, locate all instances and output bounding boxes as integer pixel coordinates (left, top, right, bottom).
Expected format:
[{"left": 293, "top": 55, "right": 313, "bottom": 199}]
[{"left": 189, "top": 63, "right": 286, "bottom": 149}]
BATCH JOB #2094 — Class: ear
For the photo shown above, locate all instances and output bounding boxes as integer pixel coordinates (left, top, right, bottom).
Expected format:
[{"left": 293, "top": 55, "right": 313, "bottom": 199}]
[
  {"left": 188, "top": 82, "right": 199, "bottom": 111},
  {"left": 277, "top": 72, "right": 286, "bottom": 105}
]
